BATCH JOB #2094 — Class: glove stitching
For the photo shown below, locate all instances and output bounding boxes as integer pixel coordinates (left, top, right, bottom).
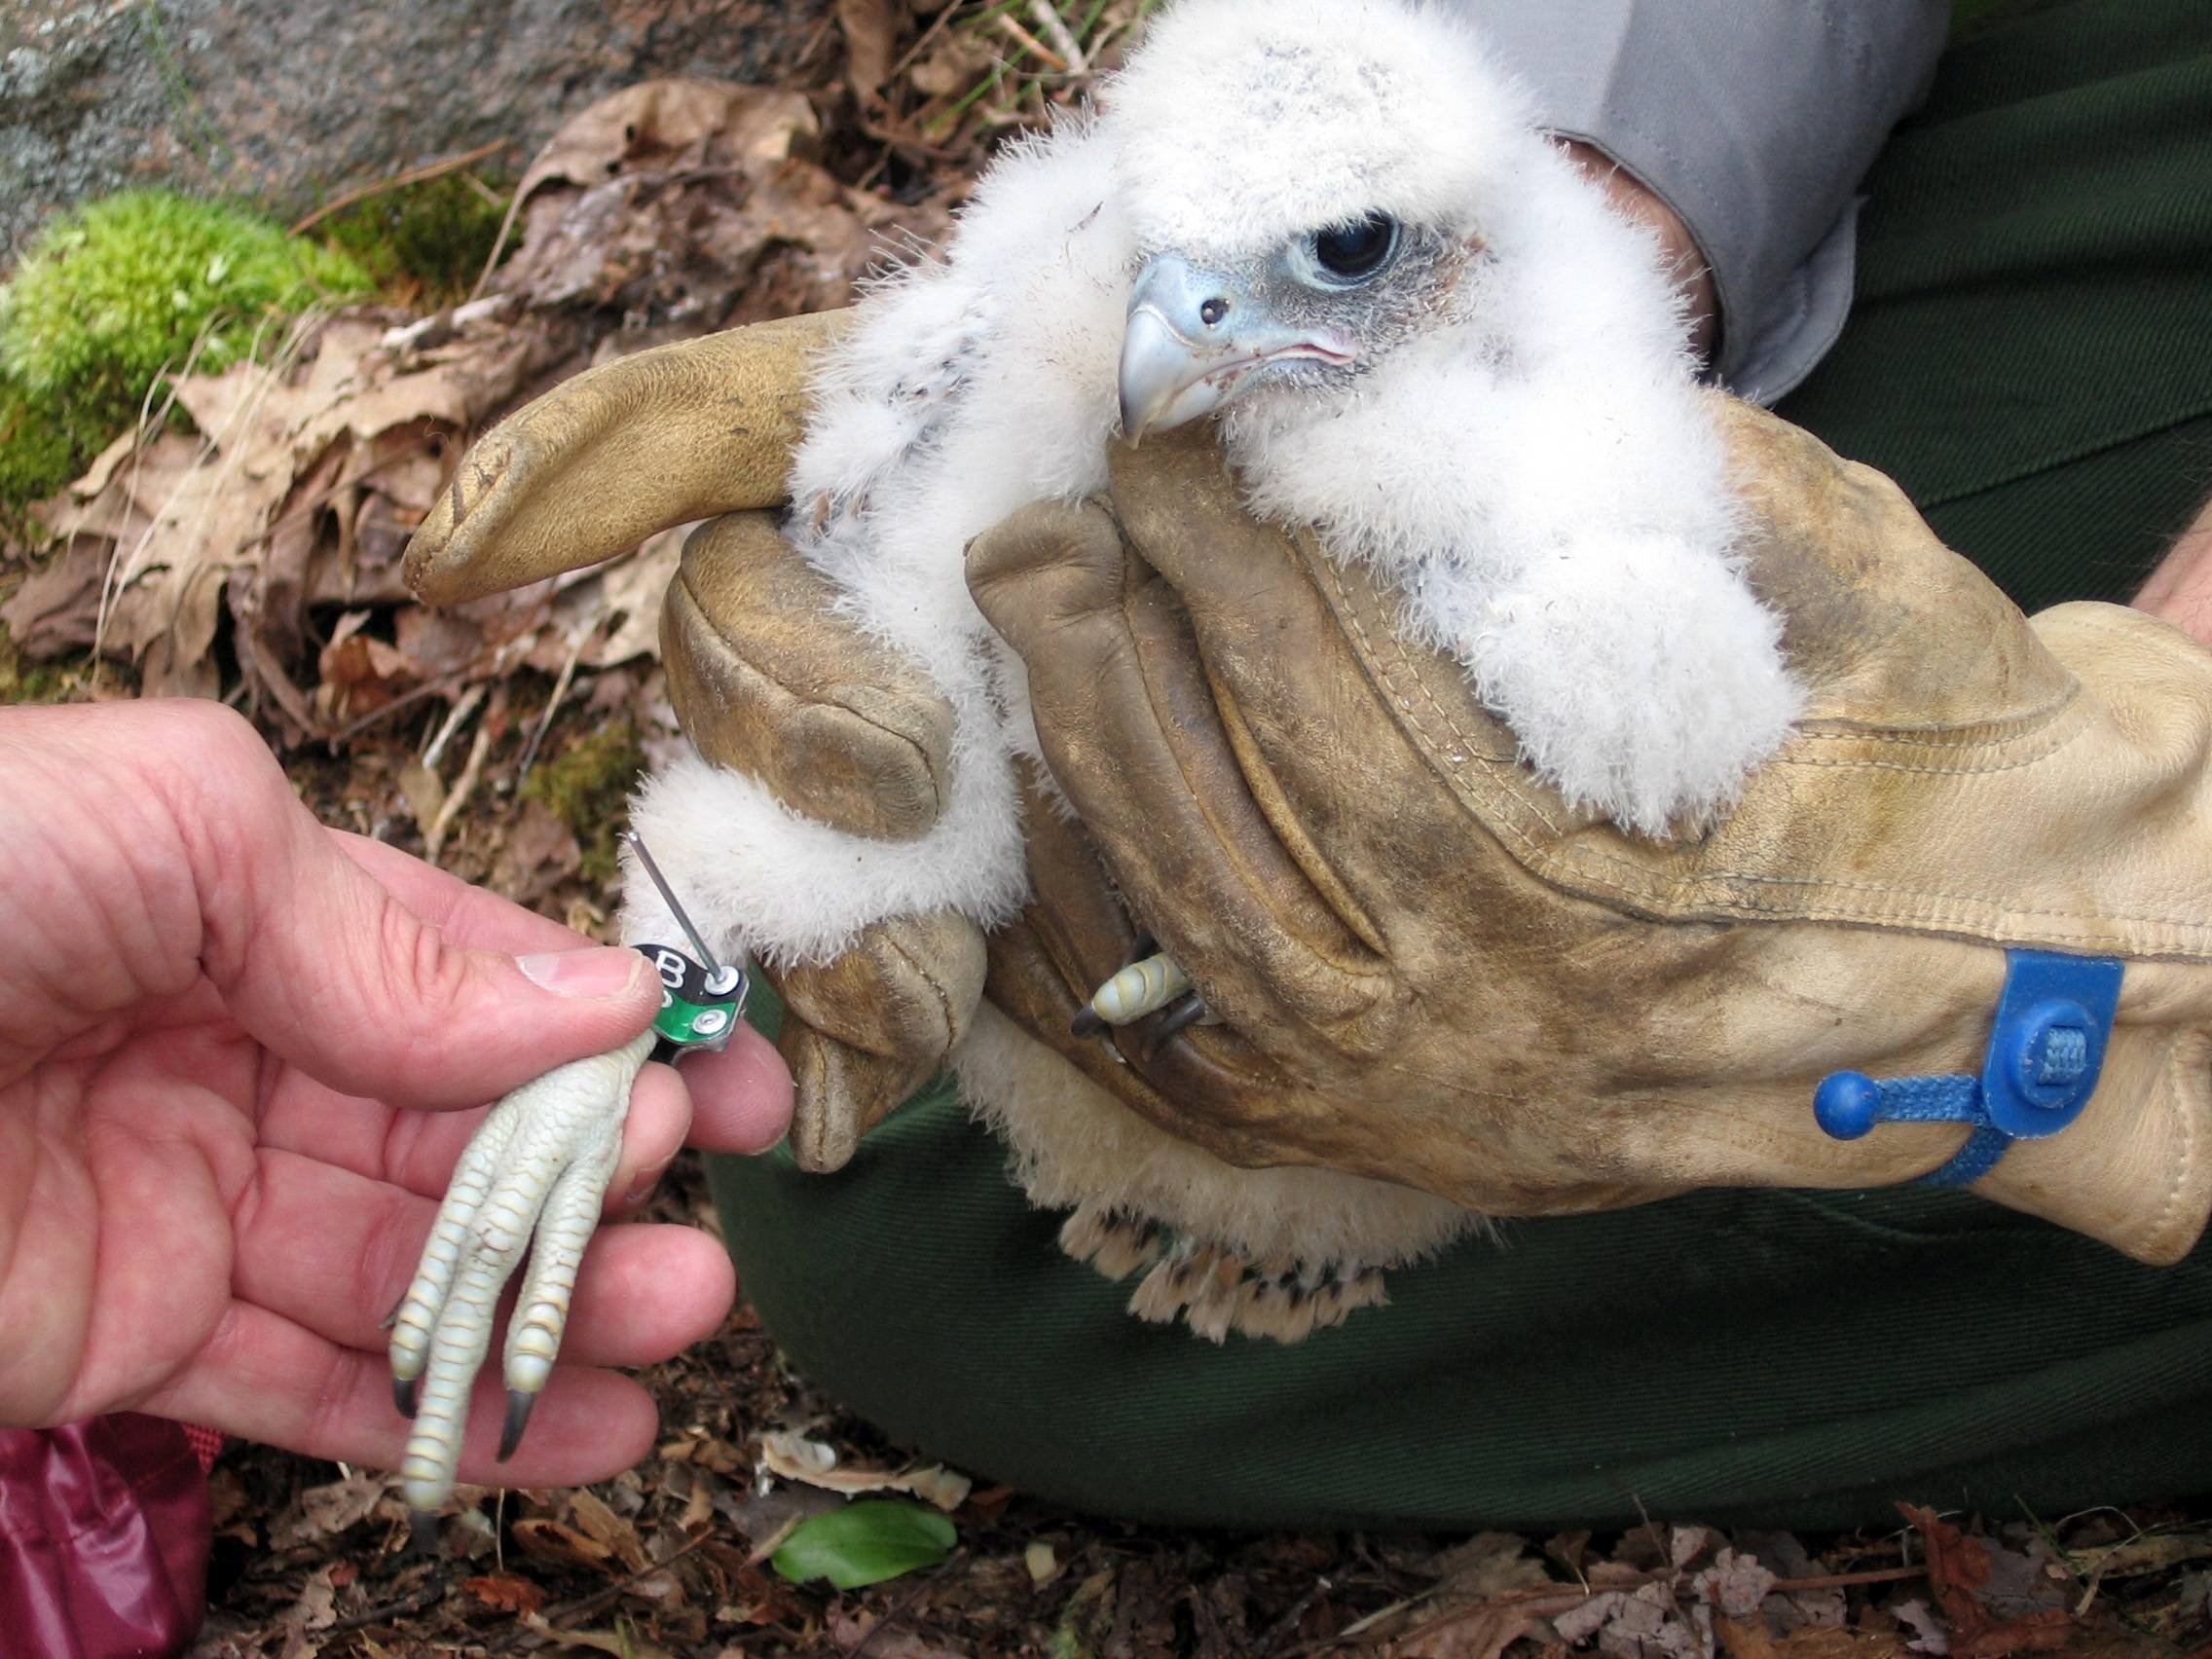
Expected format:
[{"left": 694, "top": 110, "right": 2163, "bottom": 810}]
[
  {"left": 2140, "top": 1039, "right": 2201, "bottom": 1262},
  {"left": 884, "top": 926, "right": 966, "bottom": 1059},
  {"left": 1784, "top": 701, "right": 2080, "bottom": 749},
  {"left": 1309, "top": 543, "right": 2212, "bottom": 949},
  {"left": 1759, "top": 721, "right": 2087, "bottom": 776}
]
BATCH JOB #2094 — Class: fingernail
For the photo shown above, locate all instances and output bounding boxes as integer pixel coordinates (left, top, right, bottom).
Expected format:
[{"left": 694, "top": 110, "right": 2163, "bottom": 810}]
[
  {"left": 624, "top": 1157, "right": 675, "bottom": 1208},
  {"left": 515, "top": 947, "right": 645, "bottom": 1000}
]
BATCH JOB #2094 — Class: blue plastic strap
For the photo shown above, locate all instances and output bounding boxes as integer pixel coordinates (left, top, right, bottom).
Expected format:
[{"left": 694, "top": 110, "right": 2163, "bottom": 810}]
[{"left": 1811, "top": 949, "right": 2124, "bottom": 1187}]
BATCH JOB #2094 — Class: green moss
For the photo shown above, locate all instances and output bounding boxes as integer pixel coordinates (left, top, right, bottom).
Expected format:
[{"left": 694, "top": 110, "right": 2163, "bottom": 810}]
[
  {"left": 0, "top": 615, "right": 90, "bottom": 705},
  {"left": 0, "top": 189, "right": 370, "bottom": 513},
  {"left": 313, "top": 173, "right": 510, "bottom": 310},
  {"left": 522, "top": 719, "right": 646, "bottom": 885},
  {"left": 0, "top": 379, "right": 82, "bottom": 513}
]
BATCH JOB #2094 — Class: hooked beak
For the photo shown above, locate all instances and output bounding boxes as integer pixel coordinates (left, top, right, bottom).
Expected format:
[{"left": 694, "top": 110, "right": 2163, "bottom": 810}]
[{"left": 1118, "top": 252, "right": 1354, "bottom": 442}]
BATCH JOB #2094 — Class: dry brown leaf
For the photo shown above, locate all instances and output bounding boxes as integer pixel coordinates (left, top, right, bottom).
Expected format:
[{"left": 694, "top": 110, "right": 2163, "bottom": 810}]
[
  {"left": 396, "top": 759, "right": 447, "bottom": 829},
  {"left": 2072, "top": 1526, "right": 2212, "bottom": 1582},
  {"left": 514, "top": 79, "right": 819, "bottom": 207},
  {"left": 1428, "top": 1531, "right": 1552, "bottom": 1601},
  {"left": 494, "top": 78, "right": 905, "bottom": 327},
  {"left": 908, "top": 31, "right": 991, "bottom": 99},
  {"left": 838, "top": 0, "right": 903, "bottom": 110},
  {"left": 0, "top": 539, "right": 106, "bottom": 657},
  {"left": 1724, "top": 1626, "right": 1916, "bottom": 1658},
  {"left": 566, "top": 1487, "right": 651, "bottom": 1574},
  {"left": 511, "top": 1516, "right": 617, "bottom": 1572},
  {"left": 316, "top": 621, "right": 415, "bottom": 725},
  {"left": 757, "top": 1429, "right": 974, "bottom": 1512},
  {"left": 1768, "top": 1635, "right": 1913, "bottom": 1658},
  {"left": 462, "top": 1573, "right": 548, "bottom": 1615},
  {"left": 18, "top": 305, "right": 538, "bottom": 722},
  {"left": 491, "top": 798, "right": 584, "bottom": 905},
  {"left": 1698, "top": 1548, "right": 1781, "bottom": 1621},
  {"left": 573, "top": 530, "right": 682, "bottom": 671},
  {"left": 658, "top": 1429, "right": 747, "bottom": 1477},
  {"left": 270, "top": 1473, "right": 393, "bottom": 1548},
  {"left": 1899, "top": 1504, "right": 2078, "bottom": 1659},
  {"left": 827, "top": 1611, "right": 965, "bottom": 1659},
  {"left": 518, "top": 1611, "right": 677, "bottom": 1658},
  {"left": 1717, "top": 1614, "right": 1783, "bottom": 1659},
  {"left": 291, "top": 1564, "right": 339, "bottom": 1634}
]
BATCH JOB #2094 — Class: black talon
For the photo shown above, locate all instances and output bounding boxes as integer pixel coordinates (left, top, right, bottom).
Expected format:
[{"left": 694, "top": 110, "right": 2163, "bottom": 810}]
[
  {"left": 393, "top": 1376, "right": 420, "bottom": 1419},
  {"left": 498, "top": 1388, "right": 536, "bottom": 1461},
  {"left": 1141, "top": 991, "right": 1208, "bottom": 1058},
  {"left": 409, "top": 1509, "right": 442, "bottom": 1557}
]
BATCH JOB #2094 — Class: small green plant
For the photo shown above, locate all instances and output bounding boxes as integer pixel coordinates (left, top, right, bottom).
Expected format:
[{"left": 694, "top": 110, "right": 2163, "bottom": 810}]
[
  {"left": 313, "top": 172, "right": 510, "bottom": 310},
  {"left": 0, "top": 189, "right": 369, "bottom": 512},
  {"left": 522, "top": 718, "right": 647, "bottom": 885},
  {"left": 772, "top": 1500, "right": 958, "bottom": 1590}
]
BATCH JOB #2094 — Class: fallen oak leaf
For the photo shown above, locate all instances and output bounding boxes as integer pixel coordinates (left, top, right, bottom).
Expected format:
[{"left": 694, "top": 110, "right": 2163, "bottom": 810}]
[
  {"left": 1899, "top": 1504, "right": 2078, "bottom": 1659},
  {"left": 462, "top": 1573, "right": 548, "bottom": 1615}
]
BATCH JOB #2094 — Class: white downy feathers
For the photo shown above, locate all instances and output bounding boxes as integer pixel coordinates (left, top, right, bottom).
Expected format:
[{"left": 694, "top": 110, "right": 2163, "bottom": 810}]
[{"left": 622, "top": 0, "right": 1804, "bottom": 1333}]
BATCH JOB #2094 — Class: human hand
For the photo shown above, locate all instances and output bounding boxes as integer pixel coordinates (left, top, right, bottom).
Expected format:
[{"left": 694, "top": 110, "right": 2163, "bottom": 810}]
[
  {"left": 657, "top": 509, "right": 987, "bottom": 1170},
  {"left": 402, "top": 311, "right": 974, "bottom": 1171},
  {"left": 1560, "top": 139, "right": 1718, "bottom": 361},
  {"left": 2133, "top": 491, "right": 2212, "bottom": 645},
  {"left": 965, "top": 408, "right": 2212, "bottom": 1267},
  {"left": 0, "top": 700, "right": 792, "bottom": 1486}
]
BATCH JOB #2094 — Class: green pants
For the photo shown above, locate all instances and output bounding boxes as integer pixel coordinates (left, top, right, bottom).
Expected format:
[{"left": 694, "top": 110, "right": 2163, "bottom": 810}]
[{"left": 712, "top": 0, "right": 2212, "bottom": 1531}]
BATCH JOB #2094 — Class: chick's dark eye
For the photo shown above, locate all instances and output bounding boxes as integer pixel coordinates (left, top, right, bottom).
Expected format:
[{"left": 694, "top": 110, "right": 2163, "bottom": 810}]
[{"left": 1310, "top": 214, "right": 1400, "bottom": 281}]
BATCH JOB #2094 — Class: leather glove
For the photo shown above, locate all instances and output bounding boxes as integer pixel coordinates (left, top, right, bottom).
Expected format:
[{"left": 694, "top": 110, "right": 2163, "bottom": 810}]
[
  {"left": 965, "top": 398, "right": 2212, "bottom": 1272},
  {"left": 403, "top": 313, "right": 984, "bottom": 1171}
]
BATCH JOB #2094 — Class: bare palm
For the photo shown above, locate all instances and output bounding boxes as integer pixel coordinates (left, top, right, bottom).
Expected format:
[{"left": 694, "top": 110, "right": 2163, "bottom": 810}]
[{"left": 0, "top": 702, "right": 790, "bottom": 1490}]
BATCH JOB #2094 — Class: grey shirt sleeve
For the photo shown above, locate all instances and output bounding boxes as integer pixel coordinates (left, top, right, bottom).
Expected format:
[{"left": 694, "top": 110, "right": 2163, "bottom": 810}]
[{"left": 1456, "top": 1, "right": 1950, "bottom": 403}]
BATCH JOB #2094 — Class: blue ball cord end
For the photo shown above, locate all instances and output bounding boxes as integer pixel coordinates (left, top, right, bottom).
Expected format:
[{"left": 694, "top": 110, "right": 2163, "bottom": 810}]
[
  {"left": 1809, "top": 949, "right": 2124, "bottom": 1185},
  {"left": 1813, "top": 1071, "right": 1884, "bottom": 1140}
]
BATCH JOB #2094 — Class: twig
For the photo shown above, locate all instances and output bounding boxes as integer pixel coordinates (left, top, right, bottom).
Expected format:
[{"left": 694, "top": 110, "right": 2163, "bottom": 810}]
[
  {"left": 886, "top": 1, "right": 961, "bottom": 84},
  {"left": 1769, "top": 1564, "right": 1929, "bottom": 1593},
  {"left": 424, "top": 720, "right": 492, "bottom": 862},
  {"left": 1256, "top": 1574, "right": 1336, "bottom": 1650},
  {"left": 469, "top": 184, "right": 532, "bottom": 304},
  {"left": 290, "top": 139, "right": 511, "bottom": 235},
  {"left": 321, "top": 1576, "right": 449, "bottom": 1634},
  {"left": 1293, "top": 1559, "right": 1933, "bottom": 1656},
  {"left": 1028, "top": 0, "right": 1088, "bottom": 72},
  {"left": 514, "top": 620, "right": 595, "bottom": 786},
  {"left": 993, "top": 12, "right": 1066, "bottom": 69},
  {"left": 422, "top": 682, "right": 486, "bottom": 768},
  {"left": 328, "top": 668, "right": 467, "bottom": 745},
  {"left": 486, "top": 1532, "right": 713, "bottom": 1654}
]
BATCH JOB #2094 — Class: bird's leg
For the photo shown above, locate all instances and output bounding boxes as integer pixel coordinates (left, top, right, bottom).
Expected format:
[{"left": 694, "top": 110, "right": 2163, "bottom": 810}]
[{"left": 387, "top": 1028, "right": 654, "bottom": 1513}]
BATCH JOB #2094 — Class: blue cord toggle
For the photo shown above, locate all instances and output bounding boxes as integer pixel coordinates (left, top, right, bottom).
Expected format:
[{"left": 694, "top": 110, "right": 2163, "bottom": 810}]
[{"left": 1812, "top": 948, "right": 2124, "bottom": 1187}]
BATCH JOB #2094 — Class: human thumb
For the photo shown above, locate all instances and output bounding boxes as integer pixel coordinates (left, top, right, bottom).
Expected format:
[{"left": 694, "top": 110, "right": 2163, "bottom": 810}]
[{"left": 171, "top": 706, "right": 661, "bottom": 1110}]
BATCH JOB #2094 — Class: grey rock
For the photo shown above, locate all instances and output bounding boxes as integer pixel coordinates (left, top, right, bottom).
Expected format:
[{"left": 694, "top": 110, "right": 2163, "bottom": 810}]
[{"left": 0, "top": 0, "right": 831, "bottom": 266}]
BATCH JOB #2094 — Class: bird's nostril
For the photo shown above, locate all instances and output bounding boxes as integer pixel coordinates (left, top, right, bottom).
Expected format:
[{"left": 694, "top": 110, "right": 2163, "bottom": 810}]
[{"left": 1199, "top": 296, "right": 1230, "bottom": 327}]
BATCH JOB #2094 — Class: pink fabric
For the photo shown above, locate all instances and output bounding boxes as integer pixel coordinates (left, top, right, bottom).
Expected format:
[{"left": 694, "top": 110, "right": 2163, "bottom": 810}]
[
  {"left": 178, "top": 1426, "right": 224, "bottom": 1477},
  {"left": 0, "top": 1416, "right": 210, "bottom": 1659}
]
